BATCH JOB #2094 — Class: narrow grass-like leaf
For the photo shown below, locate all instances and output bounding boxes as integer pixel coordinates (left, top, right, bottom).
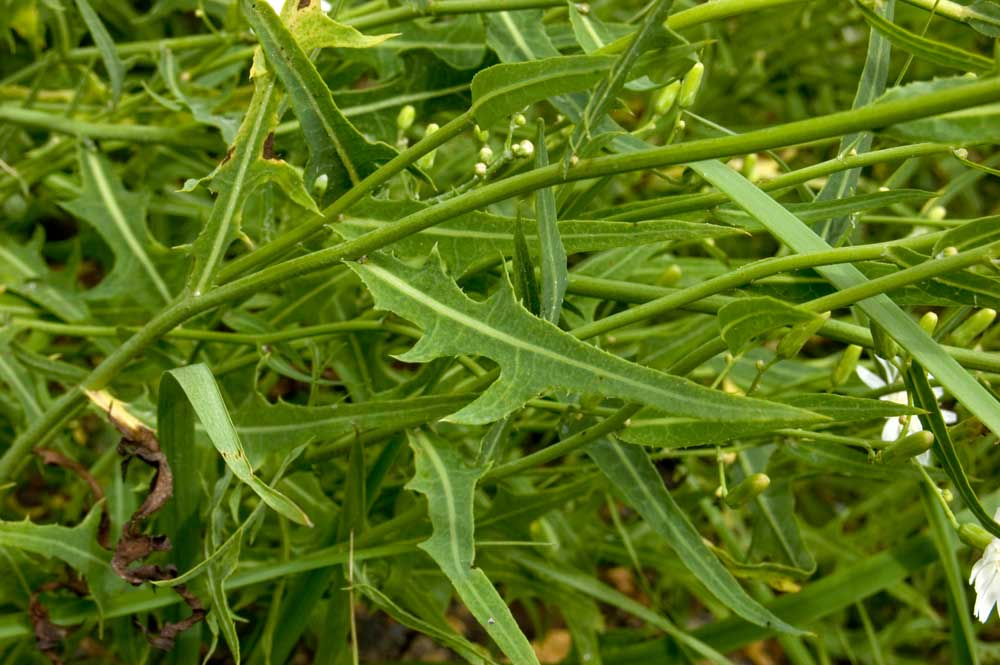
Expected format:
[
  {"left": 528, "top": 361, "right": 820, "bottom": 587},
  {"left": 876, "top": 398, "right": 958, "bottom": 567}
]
[
  {"left": 879, "top": 77, "right": 1000, "bottom": 142},
  {"left": 511, "top": 217, "right": 541, "bottom": 316},
  {"left": 692, "top": 159, "right": 1000, "bottom": 445},
  {"left": 920, "top": 483, "right": 979, "bottom": 665},
  {"left": 856, "top": 0, "right": 993, "bottom": 73},
  {"left": 934, "top": 215, "right": 1000, "bottom": 253},
  {"left": 534, "top": 119, "right": 566, "bottom": 324},
  {"left": 718, "top": 296, "right": 820, "bottom": 355},
  {"left": 243, "top": 0, "right": 398, "bottom": 204},
  {"left": 350, "top": 251, "right": 821, "bottom": 425},
  {"left": 620, "top": 393, "right": 917, "bottom": 447},
  {"left": 906, "top": 363, "right": 1000, "bottom": 537},
  {"left": 406, "top": 430, "right": 539, "bottom": 665},
  {"left": 588, "top": 437, "right": 806, "bottom": 635},
  {"left": 73, "top": 0, "right": 124, "bottom": 106},
  {"left": 160, "top": 364, "right": 312, "bottom": 527}
]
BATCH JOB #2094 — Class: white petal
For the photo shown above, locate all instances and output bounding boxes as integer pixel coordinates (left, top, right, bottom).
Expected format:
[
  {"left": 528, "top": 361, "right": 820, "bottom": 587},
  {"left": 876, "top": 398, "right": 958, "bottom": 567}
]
[
  {"left": 881, "top": 417, "right": 903, "bottom": 442},
  {"left": 917, "top": 450, "right": 932, "bottom": 466},
  {"left": 943, "top": 410, "right": 958, "bottom": 424},
  {"left": 932, "top": 387, "right": 945, "bottom": 398},
  {"left": 883, "top": 390, "right": 909, "bottom": 406},
  {"left": 266, "top": 0, "right": 284, "bottom": 11},
  {"left": 904, "top": 417, "right": 924, "bottom": 436},
  {"left": 857, "top": 365, "right": 887, "bottom": 390},
  {"left": 874, "top": 355, "right": 899, "bottom": 383}
]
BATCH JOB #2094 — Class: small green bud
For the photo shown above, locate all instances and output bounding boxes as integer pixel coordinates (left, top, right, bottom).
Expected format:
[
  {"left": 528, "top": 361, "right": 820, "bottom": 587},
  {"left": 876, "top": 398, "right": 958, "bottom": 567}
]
[
  {"left": 312, "top": 173, "right": 329, "bottom": 198},
  {"left": 513, "top": 112, "right": 527, "bottom": 127},
  {"left": 741, "top": 153, "right": 758, "bottom": 181},
  {"left": 777, "top": 312, "right": 830, "bottom": 359},
  {"left": 396, "top": 104, "right": 416, "bottom": 132},
  {"left": 832, "top": 344, "right": 863, "bottom": 387},
  {"left": 927, "top": 205, "right": 947, "bottom": 222},
  {"left": 678, "top": 62, "right": 704, "bottom": 108},
  {"left": 918, "top": 311, "right": 938, "bottom": 336},
  {"left": 474, "top": 162, "right": 488, "bottom": 177},
  {"left": 656, "top": 264, "right": 682, "bottom": 287},
  {"left": 425, "top": 122, "right": 440, "bottom": 135},
  {"left": 949, "top": 308, "right": 996, "bottom": 347},
  {"left": 880, "top": 430, "right": 934, "bottom": 463},
  {"left": 653, "top": 80, "right": 681, "bottom": 114},
  {"left": 870, "top": 323, "right": 898, "bottom": 361},
  {"left": 725, "top": 473, "right": 771, "bottom": 508},
  {"left": 474, "top": 124, "right": 489, "bottom": 143},
  {"left": 959, "top": 523, "right": 994, "bottom": 549}
]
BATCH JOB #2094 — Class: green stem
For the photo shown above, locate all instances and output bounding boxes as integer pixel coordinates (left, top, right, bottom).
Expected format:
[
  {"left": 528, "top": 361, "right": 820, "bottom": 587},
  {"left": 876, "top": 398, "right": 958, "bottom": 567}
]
[
  {"left": 3, "top": 75, "right": 999, "bottom": 483},
  {"left": 0, "top": 107, "right": 216, "bottom": 147},
  {"left": 601, "top": 143, "right": 950, "bottom": 220},
  {"left": 218, "top": 111, "right": 474, "bottom": 282},
  {"left": 346, "top": 0, "right": 565, "bottom": 30},
  {"left": 10, "top": 318, "right": 420, "bottom": 345}
]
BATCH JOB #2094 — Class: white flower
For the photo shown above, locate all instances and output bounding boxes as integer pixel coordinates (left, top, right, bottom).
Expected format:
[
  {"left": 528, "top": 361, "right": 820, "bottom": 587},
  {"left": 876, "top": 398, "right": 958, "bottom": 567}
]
[
  {"left": 856, "top": 355, "right": 957, "bottom": 463},
  {"left": 970, "top": 509, "right": 1000, "bottom": 622}
]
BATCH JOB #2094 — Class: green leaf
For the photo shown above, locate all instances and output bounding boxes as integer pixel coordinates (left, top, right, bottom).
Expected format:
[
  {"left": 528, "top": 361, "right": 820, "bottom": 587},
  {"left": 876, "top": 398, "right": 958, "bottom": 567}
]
[
  {"left": 967, "top": 0, "right": 1000, "bottom": 37},
  {"left": 512, "top": 551, "right": 731, "bottom": 664},
  {"left": 406, "top": 430, "right": 539, "bottom": 665},
  {"left": 60, "top": 145, "right": 173, "bottom": 309},
  {"left": 856, "top": 0, "right": 993, "bottom": 73},
  {"left": 338, "top": 198, "right": 739, "bottom": 275},
  {"left": 183, "top": 62, "right": 318, "bottom": 295},
  {"left": 160, "top": 363, "right": 313, "bottom": 527},
  {"left": 879, "top": 77, "right": 1000, "bottom": 143},
  {"left": 470, "top": 54, "right": 616, "bottom": 129},
  {"left": 371, "top": 14, "right": 486, "bottom": 71},
  {"left": 0, "top": 233, "right": 89, "bottom": 323},
  {"left": 74, "top": 0, "right": 124, "bottom": 106},
  {"left": 349, "top": 251, "right": 821, "bottom": 426},
  {"left": 285, "top": 0, "right": 396, "bottom": 51},
  {"left": 933, "top": 215, "right": 1000, "bottom": 253},
  {"left": 713, "top": 189, "right": 934, "bottom": 231},
  {"left": 0, "top": 505, "right": 130, "bottom": 619},
  {"left": 232, "top": 389, "right": 472, "bottom": 468},
  {"left": 906, "top": 363, "right": 1000, "bottom": 538},
  {"left": 534, "top": 119, "right": 567, "bottom": 324},
  {"left": 588, "top": 438, "right": 806, "bottom": 635},
  {"left": 887, "top": 246, "right": 1000, "bottom": 309},
  {"left": 691, "top": 159, "right": 1000, "bottom": 448},
  {"left": 242, "top": 0, "right": 399, "bottom": 205},
  {"left": 718, "top": 296, "right": 819, "bottom": 355},
  {"left": 620, "top": 393, "right": 916, "bottom": 448},
  {"left": 511, "top": 216, "right": 540, "bottom": 317}
]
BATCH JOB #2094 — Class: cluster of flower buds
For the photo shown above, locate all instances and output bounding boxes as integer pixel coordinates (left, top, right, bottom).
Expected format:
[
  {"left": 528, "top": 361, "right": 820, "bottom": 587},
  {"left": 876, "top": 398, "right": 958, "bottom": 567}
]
[{"left": 511, "top": 139, "right": 535, "bottom": 158}]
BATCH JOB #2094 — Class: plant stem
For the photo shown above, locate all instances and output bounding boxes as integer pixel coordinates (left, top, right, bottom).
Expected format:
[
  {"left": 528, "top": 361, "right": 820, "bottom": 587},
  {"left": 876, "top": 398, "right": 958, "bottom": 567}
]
[
  {"left": 346, "top": 0, "right": 565, "bottom": 30},
  {"left": 3, "top": 75, "right": 999, "bottom": 483},
  {"left": 0, "top": 107, "right": 217, "bottom": 147}
]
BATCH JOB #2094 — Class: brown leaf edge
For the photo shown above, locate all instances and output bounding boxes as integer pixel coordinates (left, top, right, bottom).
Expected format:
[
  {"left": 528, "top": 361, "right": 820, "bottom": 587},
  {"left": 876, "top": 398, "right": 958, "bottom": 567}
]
[{"left": 92, "top": 391, "right": 207, "bottom": 649}]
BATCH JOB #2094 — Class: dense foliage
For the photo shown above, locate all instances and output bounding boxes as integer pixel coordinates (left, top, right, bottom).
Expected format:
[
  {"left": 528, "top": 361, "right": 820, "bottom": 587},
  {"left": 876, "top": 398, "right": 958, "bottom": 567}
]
[{"left": 2, "top": 0, "right": 1000, "bottom": 663}]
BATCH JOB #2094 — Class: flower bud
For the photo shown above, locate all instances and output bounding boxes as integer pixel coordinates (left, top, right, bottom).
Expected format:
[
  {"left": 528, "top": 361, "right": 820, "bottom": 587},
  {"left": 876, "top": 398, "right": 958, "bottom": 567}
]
[
  {"left": 741, "top": 153, "right": 758, "bottom": 181},
  {"left": 653, "top": 80, "right": 681, "bottom": 114},
  {"left": 870, "top": 323, "right": 897, "bottom": 362},
  {"left": 425, "top": 122, "right": 440, "bottom": 135},
  {"left": 474, "top": 162, "right": 488, "bottom": 177},
  {"left": 950, "top": 308, "right": 996, "bottom": 347},
  {"left": 832, "top": 344, "right": 862, "bottom": 387},
  {"left": 474, "top": 124, "right": 489, "bottom": 143},
  {"left": 513, "top": 139, "right": 534, "bottom": 158},
  {"left": 478, "top": 145, "right": 494, "bottom": 163},
  {"left": 678, "top": 62, "right": 704, "bottom": 108},
  {"left": 725, "top": 473, "right": 770, "bottom": 507},
  {"left": 927, "top": 205, "right": 947, "bottom": 221},
  {"left": 880, "top": 430, "right": 934, "bottom": 463},
  {"left": 777, "top": 312, "right": 830, "bottom": 359},
  {"left": 312, "top": 173, "right": 329, "bottom": 198},
  {"left": 959, "top": 523, "right": 994, "bottom": 549},
  {"left": 513, "top": 112, "right": 527, "bottom": 127},
  {"left": 656, "top": 264, "right": 682, "bottom": 287},
  {"left": 954, "top": 148, "right": 969, "bottom": 160},
  {"left": 919, "top": 311, "right": 938, "bottom": 336},
  {"left": 396, "top": 104, "right": 415, "bottom": 132}
]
